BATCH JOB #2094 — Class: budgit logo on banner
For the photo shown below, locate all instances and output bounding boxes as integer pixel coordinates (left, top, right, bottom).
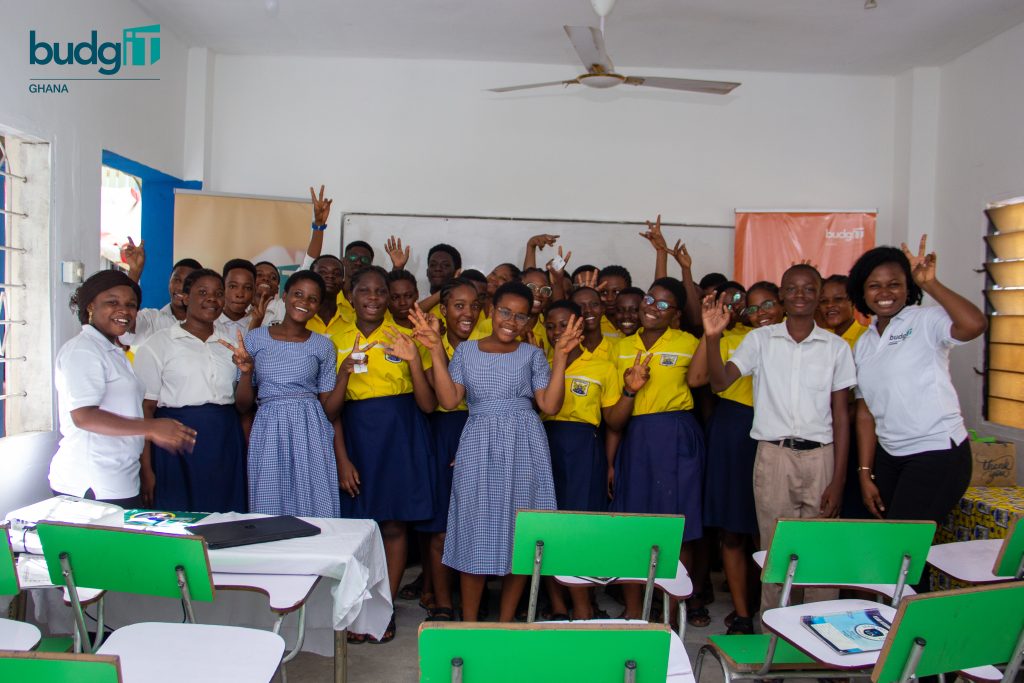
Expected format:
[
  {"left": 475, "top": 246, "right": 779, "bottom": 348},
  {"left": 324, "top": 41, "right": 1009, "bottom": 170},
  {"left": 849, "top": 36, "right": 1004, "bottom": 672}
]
[
  {"left": 825, "top": 226, "right": 864, "bottom": 243},
  {"left": 27, "top": 24, "right": 161, "bottom": 93}
]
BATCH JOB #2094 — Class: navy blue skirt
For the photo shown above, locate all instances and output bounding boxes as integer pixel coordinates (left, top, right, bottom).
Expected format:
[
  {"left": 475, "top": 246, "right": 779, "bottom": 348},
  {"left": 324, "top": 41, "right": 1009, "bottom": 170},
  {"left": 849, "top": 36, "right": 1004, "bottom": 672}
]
[
  {"left": 702, "top": 399, "right": 758, "bottom": 535},
  {"left": 416, "top": 410, "right": 468, "bottom": 533},
  {"left": 339, "top": 394, "right": 435, "bottom": 522},
  {"left": 545, "top": 421, "right": 607, "bottom": 512},
  {"left": 152, "top": 404, "right": 246, "bottom": 513},
  {"left": 610, "top": 410, "right": 705, "bottom": 542}
]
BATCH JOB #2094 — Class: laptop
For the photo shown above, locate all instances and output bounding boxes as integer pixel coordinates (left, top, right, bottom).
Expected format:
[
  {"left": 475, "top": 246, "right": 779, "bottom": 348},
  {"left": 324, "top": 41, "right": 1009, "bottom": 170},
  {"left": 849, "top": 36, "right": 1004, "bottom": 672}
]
[{"left": 186, "top": 515, "right": 321, "bottom": 550}]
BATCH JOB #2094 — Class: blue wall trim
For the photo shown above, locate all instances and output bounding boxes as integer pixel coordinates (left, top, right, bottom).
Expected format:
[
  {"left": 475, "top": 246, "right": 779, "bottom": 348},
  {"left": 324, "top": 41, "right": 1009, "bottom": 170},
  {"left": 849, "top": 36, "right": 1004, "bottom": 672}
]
[{"left": 101, "top": 151, "right": 201, "bottom": 309}]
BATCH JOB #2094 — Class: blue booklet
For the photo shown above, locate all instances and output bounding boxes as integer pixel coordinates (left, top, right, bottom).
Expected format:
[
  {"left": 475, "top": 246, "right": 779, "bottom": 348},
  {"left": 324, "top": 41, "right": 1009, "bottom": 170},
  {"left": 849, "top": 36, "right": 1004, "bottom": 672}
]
[{"left": 801, "top": 608, "right": 891, "bottom": 654}]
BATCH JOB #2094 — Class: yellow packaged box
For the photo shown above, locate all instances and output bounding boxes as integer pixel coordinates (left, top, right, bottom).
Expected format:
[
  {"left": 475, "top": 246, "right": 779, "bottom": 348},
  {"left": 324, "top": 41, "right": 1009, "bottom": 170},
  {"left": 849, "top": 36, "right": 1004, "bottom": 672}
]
[
  {"left": 930, "top": 485, "right": 1024, "bottom": 590},
  {"left": 969, "top": 440, "right": 1017, "bottom": 487}
]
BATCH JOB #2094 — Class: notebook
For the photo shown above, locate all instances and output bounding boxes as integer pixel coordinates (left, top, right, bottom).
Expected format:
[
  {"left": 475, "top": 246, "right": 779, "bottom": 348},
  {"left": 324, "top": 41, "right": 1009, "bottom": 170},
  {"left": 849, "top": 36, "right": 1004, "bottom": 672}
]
[
  {"left": 801, "top": 608, "right": 891, "bottom": 655},
  {"left": 186, "top": 515, "right": 321, "bottom": 549}
]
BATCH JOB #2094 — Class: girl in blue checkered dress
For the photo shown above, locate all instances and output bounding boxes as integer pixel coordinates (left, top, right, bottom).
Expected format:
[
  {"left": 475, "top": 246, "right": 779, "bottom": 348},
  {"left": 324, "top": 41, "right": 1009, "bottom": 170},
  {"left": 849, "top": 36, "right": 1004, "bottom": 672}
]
[
  {"left": 224, "top": 271, "right": 346, "bottom": 518},
  {"left": 409, "top": 282, "right": 583, "bottom": 623}
]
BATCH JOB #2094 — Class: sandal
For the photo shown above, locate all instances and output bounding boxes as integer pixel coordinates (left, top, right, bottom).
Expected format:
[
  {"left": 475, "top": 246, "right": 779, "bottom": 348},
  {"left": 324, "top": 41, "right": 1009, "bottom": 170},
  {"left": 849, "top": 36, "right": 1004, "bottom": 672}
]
[
  {"left": 368, "top": 613, "right": 396, "bottom": 644},
  {"left": 686, "top": 605, "right": 711, "bottom": 628},
  {"left": 346, "top": 631, "right": 367, "bottom": 645},
  {"left": 398, "top": 573, "right": 423, "bottom": 601},
  {"left": 727, "top": 615, "right": 755, "bottom": 635},
  {"left": 724, "top": 610, "right": 737, "bottom": 629},
  {"left": 426, "top": 607, "right": 455, "bottom": 622},
  {"left": 418, "top": 592, "right": 435, "bottom": 611}
]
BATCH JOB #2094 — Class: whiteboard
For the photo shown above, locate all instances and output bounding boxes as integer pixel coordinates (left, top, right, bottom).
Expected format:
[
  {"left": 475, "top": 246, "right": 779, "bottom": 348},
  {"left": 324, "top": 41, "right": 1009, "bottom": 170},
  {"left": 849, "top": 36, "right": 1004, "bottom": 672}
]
[{"left": 341, "top": 213, "right": 734, "bottom": 296}]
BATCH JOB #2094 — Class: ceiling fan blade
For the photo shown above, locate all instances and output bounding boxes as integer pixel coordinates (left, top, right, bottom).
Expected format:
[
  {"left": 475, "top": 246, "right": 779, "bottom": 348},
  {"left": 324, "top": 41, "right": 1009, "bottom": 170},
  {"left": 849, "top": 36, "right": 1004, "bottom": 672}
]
[
  {"left": 624, "top": 75, "right": 741, "bottom": 95},
  {"left": 564, "top": 25, "right": 614, "bottom": 74},
  {"left": 487, "top": 80, "right": 578, "bottom": 93}
]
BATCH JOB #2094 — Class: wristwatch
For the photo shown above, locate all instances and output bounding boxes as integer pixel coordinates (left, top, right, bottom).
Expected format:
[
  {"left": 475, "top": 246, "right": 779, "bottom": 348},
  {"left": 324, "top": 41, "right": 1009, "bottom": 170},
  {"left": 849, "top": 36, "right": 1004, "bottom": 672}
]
[{"left": 622, "top": 388, "right": 637, "bottom": 398}]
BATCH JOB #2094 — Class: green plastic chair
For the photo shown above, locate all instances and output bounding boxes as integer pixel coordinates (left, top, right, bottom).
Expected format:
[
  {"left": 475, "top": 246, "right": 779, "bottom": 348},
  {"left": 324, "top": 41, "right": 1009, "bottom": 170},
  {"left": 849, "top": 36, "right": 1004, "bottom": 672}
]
[
  {"left": 418, "top": 622, "right": 672, "bottom": 682},
  {"left": 872, "top": 582, "right": 1024, "bottom": 683},
  {"left": 1, "top": 526, "right": 42, "bottom": 652},
  {"left": 35, "top": 522, "right": 285, "bottom": 682},
  {"left": 694, "top": 518, "right": 936, "bottom": 683},
  {"left": 0, "top": 650, "right": 122, "bottom": 682},
  {"left": 511, "top": 510, "right": 686, "bottom": 627},
  {"left": 992, "top": 516, "right": 1023, "bottom": 579}
]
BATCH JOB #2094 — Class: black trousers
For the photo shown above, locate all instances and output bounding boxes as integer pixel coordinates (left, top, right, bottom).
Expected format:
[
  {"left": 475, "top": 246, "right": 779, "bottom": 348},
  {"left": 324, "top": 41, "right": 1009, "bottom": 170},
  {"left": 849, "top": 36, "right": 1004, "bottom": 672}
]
[{"left": 874, "top": 437, "right": 972, "bottom": 525}]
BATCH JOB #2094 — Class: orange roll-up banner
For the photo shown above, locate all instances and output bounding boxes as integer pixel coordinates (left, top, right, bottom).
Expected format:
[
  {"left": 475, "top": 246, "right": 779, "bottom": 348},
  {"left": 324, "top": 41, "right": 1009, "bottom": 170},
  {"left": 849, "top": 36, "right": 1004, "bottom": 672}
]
[{"left": 733, "top": 211, "right": 876, "bottom": 286}]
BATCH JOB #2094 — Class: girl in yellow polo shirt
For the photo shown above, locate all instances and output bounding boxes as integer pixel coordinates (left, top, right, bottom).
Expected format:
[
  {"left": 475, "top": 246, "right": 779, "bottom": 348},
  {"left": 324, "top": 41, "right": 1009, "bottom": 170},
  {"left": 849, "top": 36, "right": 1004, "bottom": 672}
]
[
  {"left": 689, "top": 280, "right": 758, "bottom": 635},
  {"left": 331, "top": 266, "right": 436, "bottom": 643},
  {"left": 521, "top": 267, "right": 553, "bottom": 353},
  {"left": 570, "top": 286, "right": 620, "bottom": 362},
  {"left": 610, "top": 276, "right": 705, "bottom": 620},
  {"left": 542, "top": 300, "right": 651, "bottom": 620}
]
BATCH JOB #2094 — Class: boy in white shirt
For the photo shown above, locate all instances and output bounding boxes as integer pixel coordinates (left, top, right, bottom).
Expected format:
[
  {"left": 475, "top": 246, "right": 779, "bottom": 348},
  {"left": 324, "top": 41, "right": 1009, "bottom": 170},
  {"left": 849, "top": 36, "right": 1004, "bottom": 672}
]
[{"left": 703, "top": 264, "right": 857, "bottom": 615}]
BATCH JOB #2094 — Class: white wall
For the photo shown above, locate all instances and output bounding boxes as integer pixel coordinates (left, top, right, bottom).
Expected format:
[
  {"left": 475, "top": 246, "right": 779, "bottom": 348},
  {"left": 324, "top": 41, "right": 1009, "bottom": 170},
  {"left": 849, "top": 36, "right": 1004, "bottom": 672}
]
[
  {"left": 0, "top": 0, "right": 189, "bottom": 513},
  {"left": 205, "top": 55, "right": 897, "bottom": 262},
  {"left": 934, "top": 20, "right": 1024, "bottom": 468}
]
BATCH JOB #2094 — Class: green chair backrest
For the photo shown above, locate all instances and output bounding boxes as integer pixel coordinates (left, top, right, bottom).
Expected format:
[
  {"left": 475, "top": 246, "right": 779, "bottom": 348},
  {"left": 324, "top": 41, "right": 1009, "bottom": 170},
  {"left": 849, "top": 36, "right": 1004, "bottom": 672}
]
[
  {"left": 511, "top": 511, "right": 684, "bottom": 579},
  {"left": 36, "top": 522, "right": 215, "bottom": 602},
  {"left": 1, "top": 527, "right": 20, "bottom": 596},
  {"left": 419, "top": 622, "right": 671, "bottom": 683},
  {"left": 761, "top": 519, "right": 935, "bottom": 585},
  {"left": 872, "top": 582, "right": 1024, "bottom": 683},
  {"left": 0, "top": 651, "right": 122, "bottom": 683},
  {"left": 993, "top": 516, "right": 1023, "bottom": 577}
]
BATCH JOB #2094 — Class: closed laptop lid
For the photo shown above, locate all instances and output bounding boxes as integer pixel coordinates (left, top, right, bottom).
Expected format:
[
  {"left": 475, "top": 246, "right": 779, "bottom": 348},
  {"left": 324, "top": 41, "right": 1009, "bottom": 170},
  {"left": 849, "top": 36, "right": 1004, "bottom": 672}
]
[{"left": 187, "top": 515, "right": 321, "bottom": 550}]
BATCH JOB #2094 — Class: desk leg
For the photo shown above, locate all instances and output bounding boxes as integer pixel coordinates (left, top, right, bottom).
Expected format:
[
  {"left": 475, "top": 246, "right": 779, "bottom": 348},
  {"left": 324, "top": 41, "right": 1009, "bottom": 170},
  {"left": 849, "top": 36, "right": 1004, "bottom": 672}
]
[{"left": 334, "top": 629, "right": 348, "bottom": 683}]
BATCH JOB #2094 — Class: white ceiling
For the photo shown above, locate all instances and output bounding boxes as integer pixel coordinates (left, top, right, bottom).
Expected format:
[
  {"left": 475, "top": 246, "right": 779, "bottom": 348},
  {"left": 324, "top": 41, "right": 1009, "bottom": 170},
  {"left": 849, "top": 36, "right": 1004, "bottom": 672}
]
[{"left": 134, "top": 0, "right": 1024, "bottom": 75}]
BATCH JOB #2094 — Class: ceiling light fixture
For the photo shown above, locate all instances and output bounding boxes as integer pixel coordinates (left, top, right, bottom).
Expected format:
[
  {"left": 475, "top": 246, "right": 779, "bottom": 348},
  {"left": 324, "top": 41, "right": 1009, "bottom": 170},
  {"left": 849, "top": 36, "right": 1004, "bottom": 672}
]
[{"left": 865, "top": 0, "right": 878, "bottom": 8}]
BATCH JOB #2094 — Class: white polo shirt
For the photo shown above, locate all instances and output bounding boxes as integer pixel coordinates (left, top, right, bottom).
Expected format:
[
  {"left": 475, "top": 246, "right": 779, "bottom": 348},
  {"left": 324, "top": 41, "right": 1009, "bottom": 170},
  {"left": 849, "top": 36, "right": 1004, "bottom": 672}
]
[
  {"left": 217, "top": 312, "right": 253, "bottom": 341},
  {"left": 50, "top": 325, "right": 146, "bottom": 499},
  {"left": 120, "top": 303, "right": 179, "bottom": 347},
  {"left": 133, "top": 324, "right": 238, "bottom": 408},
  {"left": 730, "top": 322, "right": 857, "bottom": 443},
  {"left": 854, "top": 305, "right": 969, "bottom": 456}
]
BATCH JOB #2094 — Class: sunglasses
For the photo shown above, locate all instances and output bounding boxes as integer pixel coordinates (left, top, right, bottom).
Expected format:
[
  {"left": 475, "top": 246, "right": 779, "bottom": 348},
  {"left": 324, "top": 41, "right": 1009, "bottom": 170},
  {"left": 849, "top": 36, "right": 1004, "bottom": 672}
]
[
  {"left": 495, "top": 307, "right": 531, "bottom": 325},
  {"left": 345, "top": 254, "right": 372, "bottom": 265},
  {"left": 525, "top": 283, "right": 553, "bottom": 297},
  {"left": 642, "top": 294, "right": 676, "bottom": 311},
  {"left": 741, "top": 300, "right": 779, "bottom": 317}
]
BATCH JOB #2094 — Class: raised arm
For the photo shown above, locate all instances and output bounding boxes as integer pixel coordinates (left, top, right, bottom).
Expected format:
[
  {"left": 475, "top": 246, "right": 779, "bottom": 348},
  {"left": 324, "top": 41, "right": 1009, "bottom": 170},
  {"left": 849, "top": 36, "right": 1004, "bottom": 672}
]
[
  {"left": 702, "top": 294, "right": 742, "bottom": 392},
  {"left": 687, "top": 336, "right": 710, "bottom": 388},
  {"left": 385, "top": 235, "right": 410, "bottom": 272},
  {"left": 219, "top": 331, "right": 256, "bottom": 414},
  {"left": 640, "top": 215, "right": 669, "bottom": 280},
  {"left": 385, "top": 326, "right": 438, "bottom": 413},
  {"left": 410, "top": 307, "right": 465, "bottom": 410},
  {"left": 523, "top": 234, "right": 558, "bottom": 270},
  {"left": 671, "top": 240, "right": 702, "bottom": 330},
  {"left": 535, "top": 315, "right": 583, "bottom": 415},
  {"left": 603, "top": 351, "right": 651, "bottom": 431},
  {"left": 903, "top": 235, "right": 987, "bottom": 342},
  {"left": 120, "top": 237, "right": 145, "bottom": 284}
]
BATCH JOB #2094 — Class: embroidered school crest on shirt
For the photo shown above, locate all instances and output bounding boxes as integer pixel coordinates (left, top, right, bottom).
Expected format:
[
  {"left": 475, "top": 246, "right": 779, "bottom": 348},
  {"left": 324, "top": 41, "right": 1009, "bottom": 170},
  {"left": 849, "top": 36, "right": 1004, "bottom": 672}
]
[
  {"left": 570, "top": 378, "right": 591, "bottom": 397},
  {"left": 659, "top": 353, "right": 678, "bottom": 367},
  {"left": 384, "top": 352, "right": 403, "bottom": 363}
]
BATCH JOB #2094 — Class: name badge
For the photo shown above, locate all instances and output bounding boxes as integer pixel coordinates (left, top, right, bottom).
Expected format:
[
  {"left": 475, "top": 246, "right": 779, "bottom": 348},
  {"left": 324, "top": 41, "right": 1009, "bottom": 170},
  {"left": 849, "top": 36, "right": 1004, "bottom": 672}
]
[{"left": 659, "top": 354, "right": 678, "bottom": 367}]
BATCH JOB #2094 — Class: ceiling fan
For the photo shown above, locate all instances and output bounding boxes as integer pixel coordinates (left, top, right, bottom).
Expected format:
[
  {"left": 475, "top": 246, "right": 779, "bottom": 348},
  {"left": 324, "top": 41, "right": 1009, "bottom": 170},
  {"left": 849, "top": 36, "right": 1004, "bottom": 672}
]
[{"left": 488, "top": 25, "right": 741, "bottom": 95}]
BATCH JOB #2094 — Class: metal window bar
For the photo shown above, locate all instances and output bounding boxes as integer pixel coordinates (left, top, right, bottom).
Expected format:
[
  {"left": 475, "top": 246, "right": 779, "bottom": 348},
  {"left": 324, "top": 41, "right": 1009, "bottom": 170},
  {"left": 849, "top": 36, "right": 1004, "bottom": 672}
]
[{"left": 0, "top": 142, "right": 28, "bottom": 418}]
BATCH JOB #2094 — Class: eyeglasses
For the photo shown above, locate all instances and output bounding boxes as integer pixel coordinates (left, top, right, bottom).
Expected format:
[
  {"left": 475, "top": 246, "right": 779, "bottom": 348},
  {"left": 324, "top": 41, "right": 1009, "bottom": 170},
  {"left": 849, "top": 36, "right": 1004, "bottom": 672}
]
[
  {"left": 741, "top": 300, "right": 779, "bottom": 317},
  {"left": 525, "top": 283, "right": 553, "bottom": 297},
  {"left": 642, "top": 295, "right": 676, "bottom": 311},
  {"left": 724, "top": 292, "right": 744, "bottom": 310},
  {"left": 495, "top": 307, "right": 531, "bottom": 325},
  {"left": 345, "top": 254, "right": 372, "bottom": 265}
]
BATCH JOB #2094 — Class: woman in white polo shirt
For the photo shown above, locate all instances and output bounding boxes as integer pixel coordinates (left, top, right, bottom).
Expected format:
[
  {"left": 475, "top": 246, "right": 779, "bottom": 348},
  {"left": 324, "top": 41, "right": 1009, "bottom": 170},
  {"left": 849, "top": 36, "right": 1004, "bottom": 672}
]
[
  {"left": 50, "top": 270, "right": 197, "bottom": 506},
  {"left": 848, "top": 237, "right": 987, "bottom": 524}
]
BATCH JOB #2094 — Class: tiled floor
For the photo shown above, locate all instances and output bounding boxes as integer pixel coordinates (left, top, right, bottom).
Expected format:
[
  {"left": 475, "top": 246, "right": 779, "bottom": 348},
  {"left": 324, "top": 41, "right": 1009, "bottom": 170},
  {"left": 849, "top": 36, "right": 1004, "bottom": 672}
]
[{"left": 285, "top": 567, "right": 736, "bottom": 683}]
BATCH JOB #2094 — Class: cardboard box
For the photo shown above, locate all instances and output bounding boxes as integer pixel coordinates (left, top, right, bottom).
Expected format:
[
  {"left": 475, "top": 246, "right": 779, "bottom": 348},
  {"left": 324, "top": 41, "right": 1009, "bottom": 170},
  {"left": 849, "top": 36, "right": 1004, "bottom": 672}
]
[{"left": 970, "top": 440, "right": 1017, "bottom": 487}]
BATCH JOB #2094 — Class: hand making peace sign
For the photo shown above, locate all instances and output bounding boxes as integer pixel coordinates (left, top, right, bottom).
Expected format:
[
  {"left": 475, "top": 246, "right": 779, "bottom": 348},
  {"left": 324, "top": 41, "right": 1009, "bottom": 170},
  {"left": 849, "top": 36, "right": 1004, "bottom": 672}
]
[
  {"left": 218, "top": 330, "right": 254, "bottom": 375},
  {"left": 623, "top": 351, "right": 653, "bottom": 394},
  {"left": 901, "top": 234, "right": 937, "bottom": 286},
  {"left": 310, "top": 185, "right": 332, "bottom": 226},
  {"left": 339, "top": 335, "right": 378, "bottom": 375}
]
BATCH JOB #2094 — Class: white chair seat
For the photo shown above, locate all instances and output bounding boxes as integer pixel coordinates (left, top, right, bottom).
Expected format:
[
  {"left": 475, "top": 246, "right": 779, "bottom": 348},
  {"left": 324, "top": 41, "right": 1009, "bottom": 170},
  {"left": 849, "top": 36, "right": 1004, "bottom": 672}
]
[
  {"left": 556, "top": 560, "right": 694, "bottom": 598},
  {"left": 762, "top": 598, "right": 896, "bottom": 670},
  {"left": 213, "top": 573, "right": 319, "bottom": 612},
  {"left": 97, "top": 621, "right": 284, "bottom": 683},
  {"left": 548, "top": 618, "right": 694, "bottom": 683},
  {"left": 959, "top": 664, "right": 1005, "bottom": 682},
  {"left": 0, "top": 617, "right": 41, "bottom": 651},
  {"left": 752, "top": 550, "right": 916, "bottom": 599},
  {"left": 927, "top": 539, "right": 1004, "bottom": 584}
]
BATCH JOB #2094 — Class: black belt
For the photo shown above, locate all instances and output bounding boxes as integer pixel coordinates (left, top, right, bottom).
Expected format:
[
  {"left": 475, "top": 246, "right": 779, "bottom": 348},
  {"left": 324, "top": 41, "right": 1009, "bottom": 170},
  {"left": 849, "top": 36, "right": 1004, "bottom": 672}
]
[{"left": 772, "top": 438, "right": 825, "bottom": 451}]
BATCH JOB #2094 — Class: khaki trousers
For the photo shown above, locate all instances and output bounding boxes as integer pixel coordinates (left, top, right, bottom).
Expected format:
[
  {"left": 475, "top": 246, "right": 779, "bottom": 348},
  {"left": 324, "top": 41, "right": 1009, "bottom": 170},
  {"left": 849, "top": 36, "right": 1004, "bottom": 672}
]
[{"left": 754, "top": 441, "right": 839, "bottom": 617}]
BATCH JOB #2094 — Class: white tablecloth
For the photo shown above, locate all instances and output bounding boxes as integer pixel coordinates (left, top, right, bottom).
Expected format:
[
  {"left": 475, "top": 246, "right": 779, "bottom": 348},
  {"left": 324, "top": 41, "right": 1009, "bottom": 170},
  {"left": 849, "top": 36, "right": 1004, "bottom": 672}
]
[{"left": 27, "top": 514, "right": 392, "bottom": 654}]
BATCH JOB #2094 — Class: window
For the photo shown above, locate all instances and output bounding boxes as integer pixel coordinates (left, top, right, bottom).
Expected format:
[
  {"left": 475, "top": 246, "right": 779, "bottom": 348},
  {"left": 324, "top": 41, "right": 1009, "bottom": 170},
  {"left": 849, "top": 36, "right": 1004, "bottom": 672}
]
[
  {"left": 100, "top": 165, "right": 142, "bottom": 272},
  {"left": 983, "top": 197, "right": 1024, "bottom": 429},
  {"left": 0, "top": 134, "right": 53, "bottom": 436}
]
